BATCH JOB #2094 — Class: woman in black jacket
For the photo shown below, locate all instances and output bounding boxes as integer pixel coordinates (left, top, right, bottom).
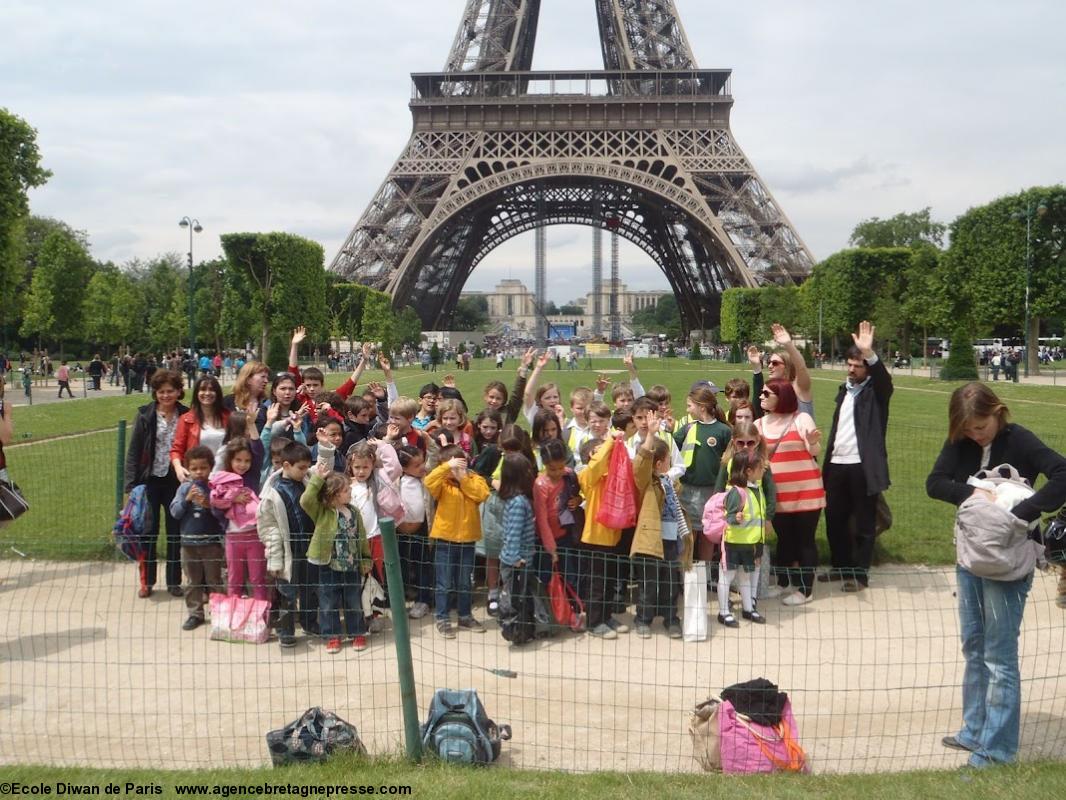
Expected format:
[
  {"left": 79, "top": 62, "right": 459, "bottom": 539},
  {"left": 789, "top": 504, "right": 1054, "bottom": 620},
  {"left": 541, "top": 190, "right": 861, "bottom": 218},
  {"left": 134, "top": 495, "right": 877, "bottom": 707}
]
[
  {"left": 926, "top": 381, "right": 1066, "bottom": 767},
  {"left": 124, "top": 369, "right": 189, "bottom": 598}
]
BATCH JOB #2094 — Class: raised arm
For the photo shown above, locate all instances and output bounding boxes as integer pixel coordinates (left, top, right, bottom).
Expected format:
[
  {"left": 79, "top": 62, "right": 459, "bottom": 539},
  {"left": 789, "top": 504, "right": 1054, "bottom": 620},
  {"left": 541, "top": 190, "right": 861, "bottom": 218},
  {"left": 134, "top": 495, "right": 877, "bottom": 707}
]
[
  {"left": 504, "top": 349, "right": 534, "bottom": 424},
  {"left": 771, "top": 323, "right": 811, "bottom": 401},
  {"left": 523, "top": 350, "right": 550, "bottom": 413},
  {"left": 623, "top": 352, "right": 645, "bottom": 399},
  {"left": 337, "top": 342, "right": 373, "bottom": 400}
]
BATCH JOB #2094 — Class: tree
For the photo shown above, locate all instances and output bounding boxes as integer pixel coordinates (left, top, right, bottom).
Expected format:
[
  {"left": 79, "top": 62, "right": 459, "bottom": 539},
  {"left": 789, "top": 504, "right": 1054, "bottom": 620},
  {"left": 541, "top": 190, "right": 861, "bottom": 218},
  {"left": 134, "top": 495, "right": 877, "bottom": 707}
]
[
  {"left": 943, "top": 186, "right": 1066, "bottom": 374},
  {"left": 690, "top": 341, "right": 702, "bottom": 360},
  {"left": 326, "top": 279, "right": 372, "bottom": 350},
  {"left": 453, "top": 295, "right": 489, "bottom": 331},
  {"left": 0, "top": 110, "right": 52, "bottom": 338},
  {"left": 630, "top": 294, "right": 681, "bottom": 338},
  {"left": 360, "top": 290, "right": 398, "bottom": 354},
  {"left": 193, "top": 258, "right": 228, "bottom": 352},
  {"left": 720, "top": 288, "right": 762, "bottom": 344},
  {"left": 19, "top": 231, "right": 91, "bottom": 354},
  {"left": 542, "top": 300, "right": 560, "bottom": 316},
  {"left": 849, "top": 207, "right": 946, "bottom": 249},
  {"left": 395, "top": 306, "right": 424, "bottom": 347},
  {"left": 82, "top": 266, "right": 144, "bottom": 352},
  {"left": 559, "top": 303, "right": 584, "bottom": 315},
  {"left": 221, "top": 233, "right": 328, "bottom": 365},
  {"left": 940, "top": 323, "right": 978, "bottom": 381}
]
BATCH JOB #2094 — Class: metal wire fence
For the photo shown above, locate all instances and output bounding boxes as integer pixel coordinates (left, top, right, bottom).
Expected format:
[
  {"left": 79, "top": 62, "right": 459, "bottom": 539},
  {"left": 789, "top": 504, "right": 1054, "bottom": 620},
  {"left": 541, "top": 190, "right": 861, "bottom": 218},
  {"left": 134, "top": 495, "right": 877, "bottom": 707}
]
[{"left": 0, "top": 424, "right": 1064, "bottom": 774}]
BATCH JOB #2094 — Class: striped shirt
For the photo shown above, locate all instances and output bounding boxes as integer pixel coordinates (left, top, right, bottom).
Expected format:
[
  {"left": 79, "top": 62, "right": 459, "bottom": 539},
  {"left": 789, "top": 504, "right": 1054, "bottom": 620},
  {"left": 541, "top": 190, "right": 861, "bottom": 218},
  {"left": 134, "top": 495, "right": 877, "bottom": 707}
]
[{"left": 762, "top": 427, "right": 825, "bottom": 513}]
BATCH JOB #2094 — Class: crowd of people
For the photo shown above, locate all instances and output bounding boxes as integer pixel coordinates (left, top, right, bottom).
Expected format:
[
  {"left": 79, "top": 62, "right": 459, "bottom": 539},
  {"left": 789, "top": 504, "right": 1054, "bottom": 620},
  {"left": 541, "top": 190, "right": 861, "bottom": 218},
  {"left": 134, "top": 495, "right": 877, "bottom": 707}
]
[{"left": 0, "top": 316, "right": 1055, "bottom": 771}]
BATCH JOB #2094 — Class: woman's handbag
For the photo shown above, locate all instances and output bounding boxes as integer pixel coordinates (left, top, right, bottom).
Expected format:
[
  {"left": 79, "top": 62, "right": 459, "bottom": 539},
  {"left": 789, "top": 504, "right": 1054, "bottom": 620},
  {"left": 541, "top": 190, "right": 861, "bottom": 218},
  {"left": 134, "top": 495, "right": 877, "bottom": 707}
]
[{"left": 0, "top": 479, "right": 29, "bottom": 522}]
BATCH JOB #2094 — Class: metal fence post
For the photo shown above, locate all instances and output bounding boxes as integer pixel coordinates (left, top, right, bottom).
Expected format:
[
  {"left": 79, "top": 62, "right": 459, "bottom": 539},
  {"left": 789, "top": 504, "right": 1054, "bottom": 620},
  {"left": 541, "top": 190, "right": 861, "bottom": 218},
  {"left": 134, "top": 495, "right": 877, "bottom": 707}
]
[
  {"left": 115, "top": 420, "right": 126, "bottom": 516},
  {"left": 378, "top": 516, "right": 423, "bottom": 761}
]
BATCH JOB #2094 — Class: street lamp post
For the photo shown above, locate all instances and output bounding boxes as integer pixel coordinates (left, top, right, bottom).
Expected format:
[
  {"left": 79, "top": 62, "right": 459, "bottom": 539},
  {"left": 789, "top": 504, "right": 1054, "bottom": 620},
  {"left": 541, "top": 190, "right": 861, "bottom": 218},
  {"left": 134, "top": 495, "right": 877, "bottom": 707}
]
[
  {"left": 178, "top": 216, "right": 203, "bottom": 355},
  {"left": 1012, "top": 201, "right": 1047, "bottom": 378}
]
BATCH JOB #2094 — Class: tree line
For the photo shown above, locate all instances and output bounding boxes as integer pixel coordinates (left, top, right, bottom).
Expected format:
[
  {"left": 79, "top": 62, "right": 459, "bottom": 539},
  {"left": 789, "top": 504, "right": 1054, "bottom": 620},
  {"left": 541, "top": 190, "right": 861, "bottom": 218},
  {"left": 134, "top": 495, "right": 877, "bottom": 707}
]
[{"left": 721, "top": 197, "right": 1065, "bottom": 371}]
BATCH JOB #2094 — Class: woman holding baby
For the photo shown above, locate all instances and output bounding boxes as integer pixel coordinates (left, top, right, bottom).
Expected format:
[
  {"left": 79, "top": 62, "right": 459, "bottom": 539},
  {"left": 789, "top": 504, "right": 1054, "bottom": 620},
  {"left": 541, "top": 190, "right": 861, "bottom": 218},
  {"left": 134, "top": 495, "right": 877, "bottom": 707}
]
[{"left": 927, "top": 382, "right": 1066, "bottom": 768}]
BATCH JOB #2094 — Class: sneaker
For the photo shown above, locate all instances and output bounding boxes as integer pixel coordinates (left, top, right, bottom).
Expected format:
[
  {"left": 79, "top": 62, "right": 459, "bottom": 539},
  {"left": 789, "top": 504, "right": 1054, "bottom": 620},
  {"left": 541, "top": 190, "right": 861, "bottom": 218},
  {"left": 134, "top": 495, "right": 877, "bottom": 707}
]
[
  {"left": 941, "top": 735, "right": 973, "bottom": 752},
  {"left": 842, "top": 580, "right": 867, "bottom": 593},
  {"left": 742, "top": 610, "right": 767, "bottom": 624},
  {"left": 137, "top": 586, "right": 151, "bottom": 599},
  {"left": 436, "top": 620, "right": 457, "bottom": 639},
  {"left": 487, "top": 598, "right": 500, "bottom": 618},
  {"left": 458, "top": 616, "right": 486, "bottom": 633},
  {"left": 590, "top": 623, "right": 618, "bottom": 639},
  {"left": 782, "top": 591, "right": 813, "bottom": 606},
  {"left": 182, "top": 616, "right": 203, "bottom": 631},
  {"left": 635, "top": 622, "right": 652, "bottom": 639},
  {"left": 168, "top": 586, "right": 184, "bottom": 598},
  {"left": 667, "top": 623, "right": 683, "bottom": 639},
  {"left": 408, "top": 602, "right": 430, "bottom": 620},
  {"left": 352, "top": 635, "right": 368, "bottom": 651},
  {"left": 572, "top": 611, "right": 587, "bottom": 632},
  {"left": 325, "top": 637, "right": 343, "bottom": 654},
  {"left": 606, "top": 618, "right": 629, "bottom": 634},
  {"left": 278, "top": 632, "right": 297, "bottom": 649},
  {"left": 368, "top": 614, "right": 385, "bottom": 633},
  {"left": 717, "top": 613, "right": 740, "bottom": 628}
]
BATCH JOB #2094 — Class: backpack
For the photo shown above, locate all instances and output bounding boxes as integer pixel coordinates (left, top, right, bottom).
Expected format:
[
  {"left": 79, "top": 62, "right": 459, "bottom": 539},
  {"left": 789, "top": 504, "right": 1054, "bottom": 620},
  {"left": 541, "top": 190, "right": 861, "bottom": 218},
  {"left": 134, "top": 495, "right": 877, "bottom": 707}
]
[
  {"left": 113, "top": 484, "right": 152, "bottom": 561},
  {"left": 421, "top": 689, "right": 510, "bottom": 764},
  {"left": 265, "top": 707, "right": 366, "bottom": 767},
  {"left": 954, "top": 464, "right": 1041, "bottom": 581},
  {"left": 701, "top": 488, "right": 746, "bottom": 545}
]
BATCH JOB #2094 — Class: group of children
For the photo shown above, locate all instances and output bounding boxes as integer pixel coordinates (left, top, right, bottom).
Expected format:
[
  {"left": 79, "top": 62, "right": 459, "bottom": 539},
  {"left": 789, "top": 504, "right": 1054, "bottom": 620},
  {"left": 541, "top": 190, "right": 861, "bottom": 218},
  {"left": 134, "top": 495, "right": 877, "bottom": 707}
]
[{"left": 165, "top": 343, "right": 784, "bottom": 651}]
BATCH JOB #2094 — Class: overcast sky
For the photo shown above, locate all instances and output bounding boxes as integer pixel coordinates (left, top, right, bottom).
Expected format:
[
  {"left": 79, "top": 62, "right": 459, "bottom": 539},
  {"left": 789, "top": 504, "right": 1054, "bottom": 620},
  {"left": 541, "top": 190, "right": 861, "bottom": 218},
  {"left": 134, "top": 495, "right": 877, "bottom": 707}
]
[{"left": 4, "top": 1, "right": 1065, "bottom": 304}]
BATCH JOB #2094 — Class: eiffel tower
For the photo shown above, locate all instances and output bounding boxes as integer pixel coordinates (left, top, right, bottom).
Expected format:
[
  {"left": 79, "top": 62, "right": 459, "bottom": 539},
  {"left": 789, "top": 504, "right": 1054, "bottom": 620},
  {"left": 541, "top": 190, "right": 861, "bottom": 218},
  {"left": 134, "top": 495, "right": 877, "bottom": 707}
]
[{"left": 329, "top": 0, "right": 815, "bottom": 333}]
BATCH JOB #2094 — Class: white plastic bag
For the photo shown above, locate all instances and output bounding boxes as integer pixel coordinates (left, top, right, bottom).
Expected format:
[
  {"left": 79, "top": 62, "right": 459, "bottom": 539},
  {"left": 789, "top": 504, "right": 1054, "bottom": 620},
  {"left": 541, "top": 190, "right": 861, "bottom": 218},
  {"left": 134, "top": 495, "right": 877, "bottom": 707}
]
[{"left": 683, "top": 562, "right": 708, "bottom": 642}]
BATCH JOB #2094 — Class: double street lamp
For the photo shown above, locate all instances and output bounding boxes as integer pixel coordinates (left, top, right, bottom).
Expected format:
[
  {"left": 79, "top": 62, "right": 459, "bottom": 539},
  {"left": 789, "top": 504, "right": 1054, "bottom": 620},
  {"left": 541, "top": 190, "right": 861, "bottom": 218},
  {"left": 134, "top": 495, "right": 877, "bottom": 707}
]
[
  {"left": 1012, "top": 201, "right": 1047, "bottom": 378},
  {"left": 178, "top": 216, "right": 203, "bottom": 355}
]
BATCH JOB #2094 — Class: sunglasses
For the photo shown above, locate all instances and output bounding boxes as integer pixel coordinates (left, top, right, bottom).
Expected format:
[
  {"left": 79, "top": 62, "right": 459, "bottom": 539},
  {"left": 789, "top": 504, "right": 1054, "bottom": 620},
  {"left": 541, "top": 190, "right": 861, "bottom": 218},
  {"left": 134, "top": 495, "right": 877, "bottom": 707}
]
[
  {"left": 735, "top": 439, "right": 757, "bottom": 447},
  {"left": 768, "top": 359, "right": 785, "bottom": 367},
  {"left": 759, "top": 389, "right": 775, "bottom": 398}
]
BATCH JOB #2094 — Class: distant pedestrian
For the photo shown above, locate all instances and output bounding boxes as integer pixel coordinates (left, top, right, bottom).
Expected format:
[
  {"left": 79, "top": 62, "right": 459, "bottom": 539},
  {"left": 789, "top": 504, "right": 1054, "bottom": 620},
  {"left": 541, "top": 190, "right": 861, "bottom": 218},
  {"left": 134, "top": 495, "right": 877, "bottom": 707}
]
[
  {"left": 88, "top": 354, "right": 105, "bottom": 391},
  {"left": 56, "top": 361, "right": 75, "bottom": 398}
]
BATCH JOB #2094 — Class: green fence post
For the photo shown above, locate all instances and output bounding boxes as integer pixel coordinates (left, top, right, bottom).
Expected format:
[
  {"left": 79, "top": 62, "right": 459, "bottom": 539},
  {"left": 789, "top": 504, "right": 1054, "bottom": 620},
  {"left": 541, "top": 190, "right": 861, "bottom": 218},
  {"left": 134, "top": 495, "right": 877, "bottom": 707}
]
[
  {"left": 115, "top": 420, "right": 126, "bottom": 516},
  {"left": 379, "top": 516, "right": 422, "bottom": 761}
]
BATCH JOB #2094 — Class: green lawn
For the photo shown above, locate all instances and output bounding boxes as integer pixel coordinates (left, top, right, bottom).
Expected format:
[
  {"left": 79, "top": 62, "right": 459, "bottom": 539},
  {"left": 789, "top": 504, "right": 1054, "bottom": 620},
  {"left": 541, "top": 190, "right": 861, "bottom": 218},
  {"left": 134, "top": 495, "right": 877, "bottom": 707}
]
[
  {"left": 3, "top": 358, "right": 1065, "bottom": 563},
  {"left": 2, "top": 757, "right": 1065, "bottom": 799}
]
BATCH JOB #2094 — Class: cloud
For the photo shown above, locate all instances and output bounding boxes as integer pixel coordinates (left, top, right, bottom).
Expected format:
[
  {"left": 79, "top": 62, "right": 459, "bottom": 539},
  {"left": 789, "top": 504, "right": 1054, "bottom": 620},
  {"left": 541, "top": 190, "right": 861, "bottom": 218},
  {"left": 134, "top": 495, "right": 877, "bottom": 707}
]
[{"left": 3, "top": 0, "right": 1065, "bottom": 300}]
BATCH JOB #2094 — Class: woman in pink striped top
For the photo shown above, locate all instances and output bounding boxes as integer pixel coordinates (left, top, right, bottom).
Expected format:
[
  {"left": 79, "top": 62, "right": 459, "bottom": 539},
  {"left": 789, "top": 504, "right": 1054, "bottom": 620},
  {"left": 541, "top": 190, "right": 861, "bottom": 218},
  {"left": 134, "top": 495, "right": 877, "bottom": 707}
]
[{"left": 755, "top": 379, "right": 825, "bottom": 606}]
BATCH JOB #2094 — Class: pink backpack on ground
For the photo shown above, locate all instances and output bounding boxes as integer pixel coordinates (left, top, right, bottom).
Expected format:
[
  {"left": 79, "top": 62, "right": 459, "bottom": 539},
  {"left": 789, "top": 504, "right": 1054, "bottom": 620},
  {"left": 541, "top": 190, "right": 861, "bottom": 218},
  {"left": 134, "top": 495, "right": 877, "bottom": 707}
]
[{"left": 719, "top": 698, "right": 808, "bottom": 774}]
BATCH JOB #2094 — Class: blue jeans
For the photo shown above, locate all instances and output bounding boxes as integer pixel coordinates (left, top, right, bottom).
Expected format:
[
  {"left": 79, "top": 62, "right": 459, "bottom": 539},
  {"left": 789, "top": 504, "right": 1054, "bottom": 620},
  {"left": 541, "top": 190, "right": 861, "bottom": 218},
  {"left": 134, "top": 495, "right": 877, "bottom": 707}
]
[
  {"left": 434, "top": 541, "right": 475, "bottom": 621},
  {"left": 955, "top": 565, "right": 1032, "bottom": 766},
  {"left": 318, "top": 567, "right": 365, "bottom": 638}
]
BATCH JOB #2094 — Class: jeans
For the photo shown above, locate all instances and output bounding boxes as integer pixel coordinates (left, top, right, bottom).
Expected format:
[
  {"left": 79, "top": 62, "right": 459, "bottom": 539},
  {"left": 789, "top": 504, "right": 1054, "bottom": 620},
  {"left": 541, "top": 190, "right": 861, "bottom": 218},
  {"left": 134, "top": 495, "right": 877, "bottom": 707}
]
[
  {"left": 634, "top": 555, "right": 680, "bottom": 626},
  {"left": 398, "top": 524, "right": 433, "bottom": 605},
  {"left": 823, "top": 463, "right": 877, "bottom": 585},
  {"left": 434, "top": 541, "right": 476, "bottom": 621},
  {"left": 318, "top": 567, "right": 366, "bottom": 638},
  {"left": 955, "top": 565, "right": 1032, "bottom": 766}
]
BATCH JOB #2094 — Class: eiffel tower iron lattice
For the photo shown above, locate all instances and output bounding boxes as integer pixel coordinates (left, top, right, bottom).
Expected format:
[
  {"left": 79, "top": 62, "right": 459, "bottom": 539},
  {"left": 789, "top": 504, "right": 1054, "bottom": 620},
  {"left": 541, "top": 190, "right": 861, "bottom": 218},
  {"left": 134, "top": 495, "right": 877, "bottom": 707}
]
[{"left": 330, "top": 0, "right": 815, "bottom": 333}]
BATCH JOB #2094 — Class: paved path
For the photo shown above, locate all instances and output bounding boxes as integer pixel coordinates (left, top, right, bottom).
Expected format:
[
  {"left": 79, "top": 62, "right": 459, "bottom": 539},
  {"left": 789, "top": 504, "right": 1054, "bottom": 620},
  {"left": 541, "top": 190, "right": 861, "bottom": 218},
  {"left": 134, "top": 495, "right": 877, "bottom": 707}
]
[{"left": 0, "top": 561, "right": 1062, "bottom": 774}]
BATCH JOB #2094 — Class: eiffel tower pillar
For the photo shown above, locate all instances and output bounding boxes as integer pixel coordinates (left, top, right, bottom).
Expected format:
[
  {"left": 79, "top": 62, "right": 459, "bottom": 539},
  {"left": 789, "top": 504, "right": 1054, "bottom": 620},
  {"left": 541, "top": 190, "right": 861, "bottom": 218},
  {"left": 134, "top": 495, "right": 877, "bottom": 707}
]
[
  {"left": 534, "top": 225, "right": 546, "bottom": 343},
  {"left": 591, "top": 227, "right": 603, "bottom": 338},
  {"left": 329, "top": 1, "right": 815, "bottom": 334}
]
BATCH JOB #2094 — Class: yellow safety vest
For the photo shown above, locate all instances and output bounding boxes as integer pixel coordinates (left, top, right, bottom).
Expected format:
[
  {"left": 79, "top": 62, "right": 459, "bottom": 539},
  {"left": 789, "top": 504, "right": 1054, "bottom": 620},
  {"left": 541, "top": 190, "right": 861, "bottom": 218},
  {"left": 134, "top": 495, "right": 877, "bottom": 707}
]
[{"left": 725, "top": 485, "right": 766, "bottom": 545}]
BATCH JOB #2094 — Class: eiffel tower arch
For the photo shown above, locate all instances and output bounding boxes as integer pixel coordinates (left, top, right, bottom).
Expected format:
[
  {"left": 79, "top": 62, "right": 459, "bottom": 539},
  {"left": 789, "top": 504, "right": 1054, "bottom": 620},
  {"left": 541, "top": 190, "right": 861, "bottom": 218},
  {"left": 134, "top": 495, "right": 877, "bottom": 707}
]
[{"left": 330, "top": 1, "right": 815, "bottom": 334}]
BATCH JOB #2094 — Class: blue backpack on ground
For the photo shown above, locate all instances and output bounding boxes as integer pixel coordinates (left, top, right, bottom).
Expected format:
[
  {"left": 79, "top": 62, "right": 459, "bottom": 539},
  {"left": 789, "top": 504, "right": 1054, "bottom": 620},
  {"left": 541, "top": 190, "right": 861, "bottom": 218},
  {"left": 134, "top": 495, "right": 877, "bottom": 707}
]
[
  {"left": 113, "top": 484, "right": 151, "bottom": 561},
  {"left": 421, "top": 689, "right": 510, "bottom": 765}
]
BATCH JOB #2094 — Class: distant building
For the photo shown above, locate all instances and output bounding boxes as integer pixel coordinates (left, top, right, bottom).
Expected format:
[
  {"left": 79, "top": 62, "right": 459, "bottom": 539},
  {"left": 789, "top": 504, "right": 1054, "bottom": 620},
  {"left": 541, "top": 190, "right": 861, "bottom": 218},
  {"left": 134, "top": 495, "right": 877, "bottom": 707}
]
[{"left": 462, "top": 279, "right": 665, "bottom": 339}]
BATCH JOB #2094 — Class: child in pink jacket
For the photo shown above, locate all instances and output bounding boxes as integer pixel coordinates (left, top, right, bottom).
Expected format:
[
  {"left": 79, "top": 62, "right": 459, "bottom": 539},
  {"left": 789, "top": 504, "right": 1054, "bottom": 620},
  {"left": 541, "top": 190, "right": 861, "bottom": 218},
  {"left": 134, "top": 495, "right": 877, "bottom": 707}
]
[{"left": 211, "top": 437, "right": 267, "bottom": 600}]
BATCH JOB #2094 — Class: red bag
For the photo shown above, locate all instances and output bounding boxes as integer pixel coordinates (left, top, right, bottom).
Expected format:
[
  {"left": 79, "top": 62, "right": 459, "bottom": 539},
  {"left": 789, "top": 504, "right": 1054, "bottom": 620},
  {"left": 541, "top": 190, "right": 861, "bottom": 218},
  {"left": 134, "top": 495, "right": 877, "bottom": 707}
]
[
  {"left": 595, "top": 442, "right": 638, "bottom": 529},
  {"left": 547, "top": 570, "right": 586, "bottom": 631}
]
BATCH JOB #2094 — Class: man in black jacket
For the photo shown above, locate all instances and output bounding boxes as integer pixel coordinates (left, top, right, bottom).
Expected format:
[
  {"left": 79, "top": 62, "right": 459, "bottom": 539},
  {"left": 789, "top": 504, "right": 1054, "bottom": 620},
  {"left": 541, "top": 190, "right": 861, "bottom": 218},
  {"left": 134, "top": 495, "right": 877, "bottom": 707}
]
[{"left": 822, "top": 321, "right": 893, "bottom": 591}]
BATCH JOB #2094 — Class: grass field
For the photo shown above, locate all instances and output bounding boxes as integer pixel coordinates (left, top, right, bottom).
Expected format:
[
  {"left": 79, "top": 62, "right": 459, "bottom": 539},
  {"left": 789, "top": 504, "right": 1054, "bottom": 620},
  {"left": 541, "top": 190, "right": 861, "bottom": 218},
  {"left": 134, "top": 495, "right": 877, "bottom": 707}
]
[
  {"left": 3, "top": 357, "right": 1065, "bottom": 563},
  {"left": 2, "top": 756, "right": 1066, "bottom": 799}
]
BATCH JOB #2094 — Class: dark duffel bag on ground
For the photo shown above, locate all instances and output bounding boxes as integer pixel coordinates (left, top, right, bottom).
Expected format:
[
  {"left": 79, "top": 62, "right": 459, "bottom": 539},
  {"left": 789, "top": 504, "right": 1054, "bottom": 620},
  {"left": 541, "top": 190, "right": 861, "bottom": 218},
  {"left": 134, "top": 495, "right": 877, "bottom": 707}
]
[{"left": 266, "top": 707, "right": 367, "bottom": 767}]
